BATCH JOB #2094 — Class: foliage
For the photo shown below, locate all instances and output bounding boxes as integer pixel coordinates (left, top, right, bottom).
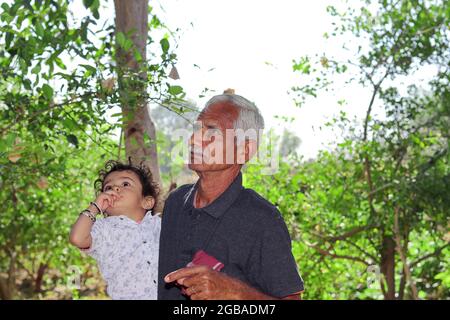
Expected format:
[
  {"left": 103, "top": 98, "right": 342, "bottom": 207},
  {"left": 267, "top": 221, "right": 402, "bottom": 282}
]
[
  {"left": 0, "top": 0, "right": 449, "bottom": 300},
  {"left": 0, "top": 0, "right": 181, "bottom": 299},
  {"left": 283, "top": 0, "right": 449, "bottom": 299}
]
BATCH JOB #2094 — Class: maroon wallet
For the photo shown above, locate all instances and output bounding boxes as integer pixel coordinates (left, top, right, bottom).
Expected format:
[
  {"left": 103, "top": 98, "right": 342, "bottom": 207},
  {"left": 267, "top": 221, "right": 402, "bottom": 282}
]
[
  {"left": 187, "top": 250, "right": 224, "bottom": 271},
  {"left": 179, "top": 250, "right": 224, "bottom": 296}
]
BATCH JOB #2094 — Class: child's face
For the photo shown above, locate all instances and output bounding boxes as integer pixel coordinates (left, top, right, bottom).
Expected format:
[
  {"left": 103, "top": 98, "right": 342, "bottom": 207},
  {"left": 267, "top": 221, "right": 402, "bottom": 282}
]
[{"left": 102, "top": 170, "right": 153, "bottom": 215}]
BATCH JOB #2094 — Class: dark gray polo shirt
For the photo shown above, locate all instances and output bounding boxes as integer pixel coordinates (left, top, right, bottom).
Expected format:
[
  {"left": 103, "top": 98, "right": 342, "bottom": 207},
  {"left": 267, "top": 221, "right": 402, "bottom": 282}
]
[{"left": 157, "top": 172, "right": 304, "bottom": 300}]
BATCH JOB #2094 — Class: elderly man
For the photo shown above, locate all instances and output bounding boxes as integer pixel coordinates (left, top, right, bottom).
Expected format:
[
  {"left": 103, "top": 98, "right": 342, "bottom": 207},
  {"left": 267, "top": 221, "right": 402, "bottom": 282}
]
[{"left": 158, "top": 91, "right": 304, "bottom": 300}]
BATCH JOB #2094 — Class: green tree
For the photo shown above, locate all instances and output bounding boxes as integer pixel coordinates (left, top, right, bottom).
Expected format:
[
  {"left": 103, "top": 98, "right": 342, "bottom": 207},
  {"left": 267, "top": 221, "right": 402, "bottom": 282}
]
[
  {"left": 243, "top": 0, "right": 450, "bottom": 300},
  {"left": 287, "top": 0, "right": 449, "bottom": 299},
  {"left": 0, "top": 0, "right": 182, "bottom": 299}
]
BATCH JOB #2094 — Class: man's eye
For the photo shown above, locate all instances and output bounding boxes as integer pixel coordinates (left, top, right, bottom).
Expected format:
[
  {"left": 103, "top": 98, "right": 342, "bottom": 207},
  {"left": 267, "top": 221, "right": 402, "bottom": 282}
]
[{"left": 205, "top": 128, "right": 222, "bottom": 138}]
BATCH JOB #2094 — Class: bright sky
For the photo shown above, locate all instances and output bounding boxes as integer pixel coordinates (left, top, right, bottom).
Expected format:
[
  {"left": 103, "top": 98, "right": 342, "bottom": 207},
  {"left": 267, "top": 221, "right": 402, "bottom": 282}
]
[
  {"left": 157, "top": 0, "right": 368, "bottom": 159},
  {"left": 70, "top": 0, "right": 380, "bottom": 159}
]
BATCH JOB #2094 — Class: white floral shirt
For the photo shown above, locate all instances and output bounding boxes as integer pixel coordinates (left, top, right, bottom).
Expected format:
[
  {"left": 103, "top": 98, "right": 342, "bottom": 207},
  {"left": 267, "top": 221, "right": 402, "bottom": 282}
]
[{"left": 82, "top": 211, "right": 161, "bottom": 300}]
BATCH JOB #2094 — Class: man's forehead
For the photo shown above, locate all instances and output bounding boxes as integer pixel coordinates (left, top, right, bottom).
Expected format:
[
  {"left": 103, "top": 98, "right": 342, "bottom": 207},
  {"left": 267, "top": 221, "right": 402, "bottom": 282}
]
[{"left": 198, "top": 102, "right": 239, "bottom": 122}]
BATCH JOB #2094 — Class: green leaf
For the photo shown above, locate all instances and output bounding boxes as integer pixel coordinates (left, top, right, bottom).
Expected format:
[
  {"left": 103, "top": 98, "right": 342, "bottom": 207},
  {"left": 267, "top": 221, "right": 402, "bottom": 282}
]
[
  {"left": 168, "top": 85, "right": 183, "bottom": 95},
  {"left": 1, "top": 3, "right": 10, "bottom": 12},
  {"left": 82, "top": 0, "right": 94, "bottom": 9},
  {"left": 160, "top": 38, "right": 169, "bottom": 53},
  {"left": 35, "top": 22, "right": 44, "bottom": 38},
  {"left": 116, "top": 32, "right": 126, "bottom": 48},
  {"left": 42, "top": 84, "right": 54, "bottom": 99},
  {"left": 80, "top": 64, "right": 96, "bottom": 77},
  {"left": 133, "top": 49, "right": 143, "bottom": 62},
  {"left": 23, "top": 79, "right": 32, "bottom": 91},
  {"left": 123, "top": 39, "right": 133, "bottom": 51},
  {"left": 293, "top": 57, "right": 311, "bottom": 74},
  {"left": 5, "top": 32, "right": 13, "bottom": 48},
  {"left": 31, "top": 64, "right": 41, "bottom": 74},
  {"left": 66, "top": 134, "right": 79, "bottom": 148},
  {"left": 62, "top": 118, "right": 77, "bottom": 131},
  {"left": 54, "top": 57, "right": 66, "bottom": 70}
]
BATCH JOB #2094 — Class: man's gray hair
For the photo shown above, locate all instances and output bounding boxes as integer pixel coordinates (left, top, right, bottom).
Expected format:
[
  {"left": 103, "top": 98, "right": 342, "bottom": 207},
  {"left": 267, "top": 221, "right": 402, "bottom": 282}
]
[{"left": 205, "top": 93, "right": 265, "bottom": 134}]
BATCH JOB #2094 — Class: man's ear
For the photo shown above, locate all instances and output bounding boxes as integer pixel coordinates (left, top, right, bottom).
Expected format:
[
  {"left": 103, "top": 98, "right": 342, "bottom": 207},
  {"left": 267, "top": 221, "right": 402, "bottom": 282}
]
[
  {"left": 244, "top": 139, "right": 258, "bottom": 163},
  {"left": 236, "top": 139, "right": 258, "bottom": 164},
  {"left": 142, "top": 196, "right": 155, "bottom": 210}
]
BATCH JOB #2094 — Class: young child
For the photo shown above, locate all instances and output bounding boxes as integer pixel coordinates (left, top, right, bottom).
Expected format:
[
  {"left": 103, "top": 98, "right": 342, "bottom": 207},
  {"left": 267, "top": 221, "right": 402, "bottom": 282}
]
[{"left": 69, "top": 160, "right": 160, "bottom": 300}]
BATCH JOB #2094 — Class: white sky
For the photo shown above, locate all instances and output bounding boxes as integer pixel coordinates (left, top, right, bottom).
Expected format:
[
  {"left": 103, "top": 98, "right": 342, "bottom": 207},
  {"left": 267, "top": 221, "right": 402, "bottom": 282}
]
[
  {"left": 157, "top": 0, "right": 367, "bottom": 159},
  {"left": 154, "top": 0, "right": 377, "bottom": 159},
  {"left": 69, "top": 0, "right": 402, "bottom": 159}
]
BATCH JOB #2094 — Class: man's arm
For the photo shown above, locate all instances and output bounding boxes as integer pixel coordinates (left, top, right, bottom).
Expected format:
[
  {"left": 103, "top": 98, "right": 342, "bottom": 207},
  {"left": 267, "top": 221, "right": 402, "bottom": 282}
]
[{"left": 164, "top": 266, "right": 301, "bottom": 300}]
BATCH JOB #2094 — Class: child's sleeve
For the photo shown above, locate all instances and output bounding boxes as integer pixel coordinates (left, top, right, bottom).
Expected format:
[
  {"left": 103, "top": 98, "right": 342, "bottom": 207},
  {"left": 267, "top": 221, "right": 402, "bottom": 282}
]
[{"left": 80, "top": 220, "right": 107, "bottom": 261}]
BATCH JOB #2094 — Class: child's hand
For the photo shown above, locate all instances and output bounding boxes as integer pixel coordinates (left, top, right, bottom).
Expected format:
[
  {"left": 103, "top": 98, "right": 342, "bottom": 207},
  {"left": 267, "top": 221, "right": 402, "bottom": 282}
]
[{"left": 94, "top": 190, "right": 121, "bottom": 212}]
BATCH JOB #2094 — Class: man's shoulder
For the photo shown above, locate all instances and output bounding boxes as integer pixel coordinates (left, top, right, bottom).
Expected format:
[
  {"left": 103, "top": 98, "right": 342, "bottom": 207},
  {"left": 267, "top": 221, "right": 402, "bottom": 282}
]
[{"left": 237, "top": 188, "right": 283, "bottom": 222}]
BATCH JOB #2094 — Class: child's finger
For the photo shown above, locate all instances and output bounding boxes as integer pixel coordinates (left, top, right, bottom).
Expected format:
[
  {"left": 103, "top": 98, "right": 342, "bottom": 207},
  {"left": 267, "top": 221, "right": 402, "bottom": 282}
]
[
  {"left": 102, "top": 192, "right": 114, "bottom": 201},
  {"left": 106, "top": 194, "right": 114, "bottom": 208},
  {"left": 105, "top": 190, "right": 120, "bottom": 200},
  {"left": 100, "top": 195, "right": 113, "bottom": 210}
]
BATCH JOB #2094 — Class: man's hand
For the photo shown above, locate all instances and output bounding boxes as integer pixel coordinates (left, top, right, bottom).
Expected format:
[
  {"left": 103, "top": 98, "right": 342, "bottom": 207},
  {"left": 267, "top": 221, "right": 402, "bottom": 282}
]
[{"left": 164, "top": 265, "right": 272, "bottom": 300}]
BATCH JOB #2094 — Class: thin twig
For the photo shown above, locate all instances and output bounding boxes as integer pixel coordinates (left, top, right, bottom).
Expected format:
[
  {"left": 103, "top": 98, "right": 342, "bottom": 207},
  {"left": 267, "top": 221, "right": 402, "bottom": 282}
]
[
  {"left": 410, "top": 243, "right": 450, "bottom": 268},
  {"left": 305, "top": 240, "right": 371, "bottom": 266},
  {"left": 394, "top": 207, "right": 418, "bottom": 299}
]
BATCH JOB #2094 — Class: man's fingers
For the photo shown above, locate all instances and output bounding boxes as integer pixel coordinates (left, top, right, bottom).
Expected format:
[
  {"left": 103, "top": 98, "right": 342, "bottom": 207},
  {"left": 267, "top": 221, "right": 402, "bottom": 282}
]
[
  {"left": 164, "top": 265, "right": 209, "bottom": 283},
  {"left": 184, "top": 285, "right": 199, "bottom": 296},
  {"left": 182, "top": 273, "right": 208, "bottom": 288}
]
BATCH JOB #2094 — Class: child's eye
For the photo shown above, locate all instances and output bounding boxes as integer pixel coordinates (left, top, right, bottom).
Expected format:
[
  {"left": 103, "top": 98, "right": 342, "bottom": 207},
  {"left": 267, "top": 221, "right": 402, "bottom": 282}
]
[
  {"left": 122, "top": 182, "right": 130, "bottom": 187},
  {"left": 104, "top": 186, "right": 112, "bottom": 191}
]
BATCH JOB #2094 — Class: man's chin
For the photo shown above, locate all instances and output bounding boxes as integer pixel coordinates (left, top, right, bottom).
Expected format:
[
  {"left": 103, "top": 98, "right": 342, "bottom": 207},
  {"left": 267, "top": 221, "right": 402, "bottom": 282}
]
[
  {"left": 188, "top": 162, "right": 212, "bottom": 171},
  {"left": 188, "top": 162, "right": 235, "bottom": 172}
]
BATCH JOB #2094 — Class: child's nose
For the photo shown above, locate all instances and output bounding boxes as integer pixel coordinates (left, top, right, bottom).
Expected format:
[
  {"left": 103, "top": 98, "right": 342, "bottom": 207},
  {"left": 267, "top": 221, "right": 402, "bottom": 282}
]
[{"left": 113, "top": 186, "right": 120, "bottom": 192}]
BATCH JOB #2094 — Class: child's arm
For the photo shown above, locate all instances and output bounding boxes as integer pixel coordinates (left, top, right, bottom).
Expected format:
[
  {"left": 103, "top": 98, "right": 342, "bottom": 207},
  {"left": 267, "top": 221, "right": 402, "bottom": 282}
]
[
  {"left": 69, "top": 203, "right": 100, "bottom": 249},
  {"left": 69, "top": 191, "right": 119, "bottom": 249}
]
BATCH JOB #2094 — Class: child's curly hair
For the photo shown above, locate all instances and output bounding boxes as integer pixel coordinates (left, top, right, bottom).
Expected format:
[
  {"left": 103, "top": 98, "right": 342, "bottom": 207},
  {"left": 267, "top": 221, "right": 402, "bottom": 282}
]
[{"left": 94, "top": 159, "right": 159, "bottom": 203}]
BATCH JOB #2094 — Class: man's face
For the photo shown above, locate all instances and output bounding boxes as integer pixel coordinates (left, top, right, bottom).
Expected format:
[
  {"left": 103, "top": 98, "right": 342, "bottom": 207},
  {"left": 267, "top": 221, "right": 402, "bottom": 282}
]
[{"left": 188, "top": 102, "right": 240, "bottom": 172}]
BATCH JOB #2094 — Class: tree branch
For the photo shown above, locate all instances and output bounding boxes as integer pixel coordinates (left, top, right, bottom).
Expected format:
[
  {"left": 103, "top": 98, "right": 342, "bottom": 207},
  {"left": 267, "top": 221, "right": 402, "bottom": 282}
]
[
  {"left": 343, "top": 239, "right": 379, "bottom": 263},
  {"left": 410, "top": 243, "right": 450, "bottom": 268},
  {"left": 305, "top": 241, "right": 371, "bottom": 266},
  {"left": 394, "top": 207, "right": 418, "bottom": 299},
  {"left": 0, "top": 92, "right": 96, "bottom": 135},
  {"left": 311, "top": 224, "right": 378, "bottom": 243}
]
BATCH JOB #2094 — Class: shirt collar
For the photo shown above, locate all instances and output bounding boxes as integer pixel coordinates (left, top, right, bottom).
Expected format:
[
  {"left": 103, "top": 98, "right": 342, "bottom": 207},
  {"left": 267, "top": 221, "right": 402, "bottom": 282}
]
[
  {"left": 107, "top": 210, "right": 153, "bottom": 225},
  {"left": 183, "top": 172, "right": 244, "bottom": 219}
]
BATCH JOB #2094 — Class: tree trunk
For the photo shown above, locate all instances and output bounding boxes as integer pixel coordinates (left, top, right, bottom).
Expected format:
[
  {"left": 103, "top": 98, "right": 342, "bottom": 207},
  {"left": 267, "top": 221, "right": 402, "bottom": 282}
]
[
  {"left": 114, "top": 0, "right": 164, "bottom": 212},
  {"left": 380, "top": 235, "right": 396, "bottom": 300},
  {"left": 394, "top": 208, "right": 418, "bottom": 299},
  {"left": 34, "top": 263, "right": 48, "bottom": 293},
  {"left": 0, "top": 251, "right": 17, "bottom": 300},
  {"left": 0, "top": 275, "right": 9, "bottom": 300}
]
